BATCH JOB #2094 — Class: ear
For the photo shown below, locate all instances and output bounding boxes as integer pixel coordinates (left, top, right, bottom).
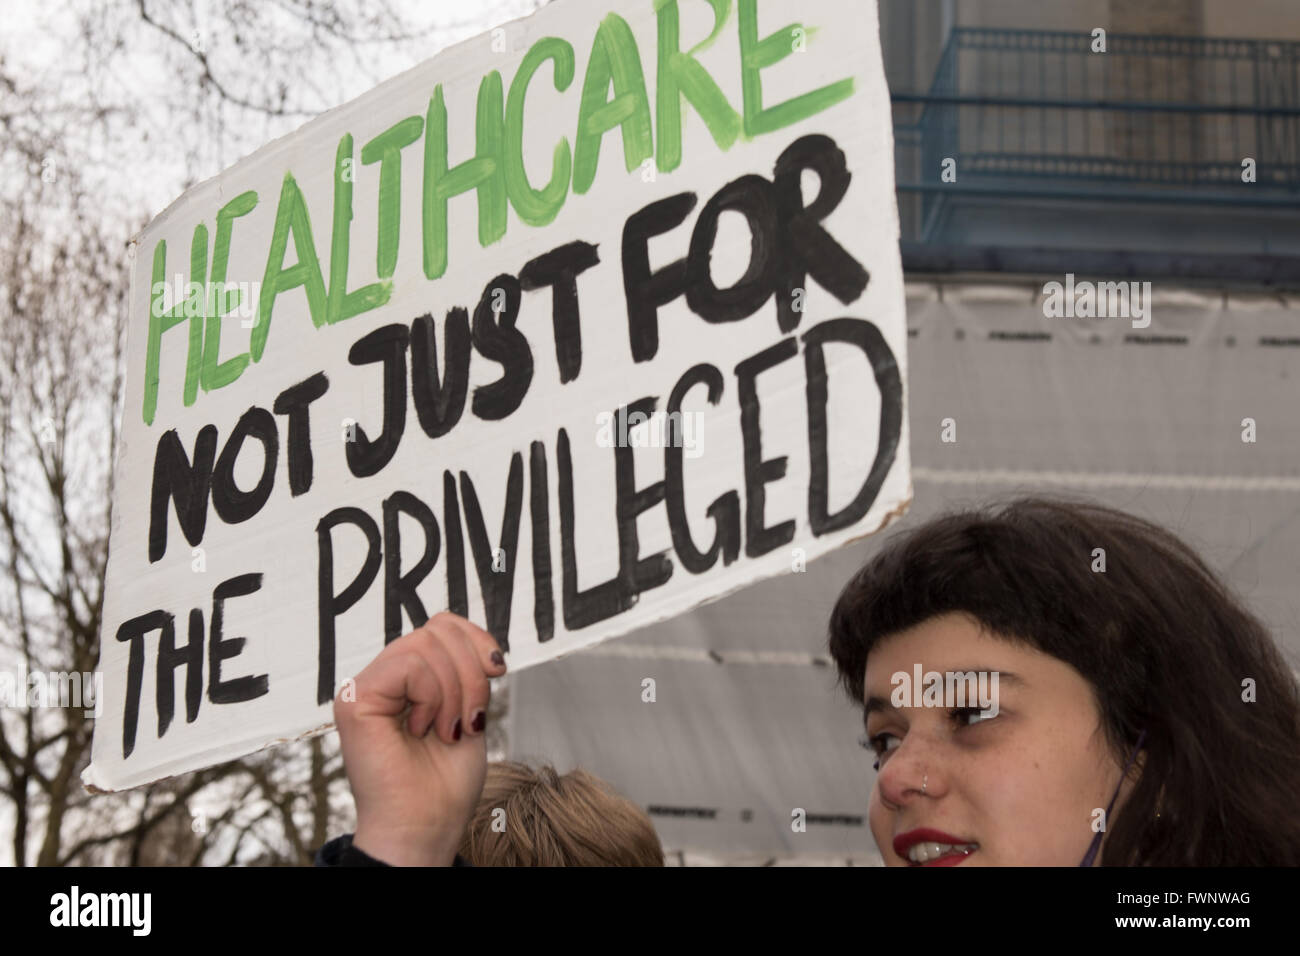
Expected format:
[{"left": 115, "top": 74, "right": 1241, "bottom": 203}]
[
  {"left": 1121, "top": 728, "right": 1150, "bottom": 781},
  {"left": 1128, "top": 748, "right": 1146, "bottom": 779}
]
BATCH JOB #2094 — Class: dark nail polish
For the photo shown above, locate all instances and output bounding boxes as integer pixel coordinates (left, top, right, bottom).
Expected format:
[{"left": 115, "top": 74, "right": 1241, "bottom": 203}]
[
  {"left": 471, "top": 710, "right": 486, "bottom": 733},
  {"left": 491, "top": 650, "right": 505, "bottom": 667},
  {"left": 452, "top": 718, "right": 462, "bottom": 741}
]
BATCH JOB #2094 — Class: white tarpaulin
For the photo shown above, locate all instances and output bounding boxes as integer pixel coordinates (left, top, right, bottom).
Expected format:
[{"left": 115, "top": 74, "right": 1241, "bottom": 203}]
[{"left": 510, "top": 286, "right": 1300, "bottom": 862}]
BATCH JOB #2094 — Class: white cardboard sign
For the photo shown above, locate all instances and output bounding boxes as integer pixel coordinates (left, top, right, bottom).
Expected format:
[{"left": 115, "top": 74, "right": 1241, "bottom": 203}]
[{"left": 86, "top": 0, "right": 910, "bottom": 791}]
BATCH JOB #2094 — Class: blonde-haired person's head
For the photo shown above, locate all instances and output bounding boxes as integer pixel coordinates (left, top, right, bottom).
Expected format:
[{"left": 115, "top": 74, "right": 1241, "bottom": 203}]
[{"left": 458, "top": 761, "right": 665, "bottom": 866}]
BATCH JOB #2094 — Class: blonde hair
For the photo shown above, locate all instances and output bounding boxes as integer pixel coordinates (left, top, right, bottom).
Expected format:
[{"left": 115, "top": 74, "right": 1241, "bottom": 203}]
[{"left": 458, "top": 761, "right": 664, "bottom": 866}]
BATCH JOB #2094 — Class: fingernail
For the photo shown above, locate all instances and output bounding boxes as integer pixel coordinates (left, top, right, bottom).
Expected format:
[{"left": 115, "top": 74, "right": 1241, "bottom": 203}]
[
  {"left": 491, "top": 650, "right": 505, "bottom": 668},
  {"left": 452, "top": 718, "right": 463, "bottom": 741},
  {"left": 471, "top": 710, "right": 486, "bottom": 733}
]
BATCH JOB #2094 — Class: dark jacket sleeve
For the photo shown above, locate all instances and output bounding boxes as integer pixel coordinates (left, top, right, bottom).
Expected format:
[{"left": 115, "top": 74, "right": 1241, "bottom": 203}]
[{"left": 314, "top": 833, "right": 472, "bottom": 867}]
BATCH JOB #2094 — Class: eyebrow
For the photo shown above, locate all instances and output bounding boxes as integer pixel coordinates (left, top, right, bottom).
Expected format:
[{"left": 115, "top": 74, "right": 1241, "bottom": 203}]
[{"left": 863, "top": 670, "right": 1024, "bottom": 722}]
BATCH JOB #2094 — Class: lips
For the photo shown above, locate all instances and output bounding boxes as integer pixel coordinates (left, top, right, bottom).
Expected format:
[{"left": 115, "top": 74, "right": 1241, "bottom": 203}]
[{"left": 893, "top": 828, "right": 978, "bottom": 866}]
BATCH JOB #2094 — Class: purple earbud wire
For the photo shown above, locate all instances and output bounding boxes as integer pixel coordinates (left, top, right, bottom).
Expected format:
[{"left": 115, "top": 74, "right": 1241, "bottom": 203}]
[{"left": 1079, "top": 728, "right": 1148, "bottom": 867}]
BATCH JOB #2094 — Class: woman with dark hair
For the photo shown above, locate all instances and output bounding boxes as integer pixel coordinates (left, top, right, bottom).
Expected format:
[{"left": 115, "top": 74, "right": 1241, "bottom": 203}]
[{"left": 829, "top": 494, "right": 1300, "bottom": 866}]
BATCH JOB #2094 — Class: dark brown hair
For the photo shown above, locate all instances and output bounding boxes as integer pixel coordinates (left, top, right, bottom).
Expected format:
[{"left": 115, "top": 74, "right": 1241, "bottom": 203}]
[
  {"left": 458, "top": 761, "right": 664, "bottom": 866},
  {"left": 828, "top": 494, "right": 1300, "bottom": 865}
]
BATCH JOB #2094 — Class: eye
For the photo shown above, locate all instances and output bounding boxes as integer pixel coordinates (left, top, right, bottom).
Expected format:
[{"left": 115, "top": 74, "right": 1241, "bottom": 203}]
[
  {"left": 950, "top": 706, "right": 995, "bottom": 727},
  {"left": 859, "top": 732, "right": 900, "bottom": 771}
]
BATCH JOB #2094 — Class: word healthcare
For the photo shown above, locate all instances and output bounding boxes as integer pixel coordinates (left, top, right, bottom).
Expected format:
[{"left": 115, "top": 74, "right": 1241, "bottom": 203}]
[
  {"left": 123, "top": 134, "right": 902, "bottom": 760},
  {"left": 89, "top": 0, "right": 911, "bottom": 791},
  {"left": 138, "top": 0, "right": 856, "bottom": 426}
]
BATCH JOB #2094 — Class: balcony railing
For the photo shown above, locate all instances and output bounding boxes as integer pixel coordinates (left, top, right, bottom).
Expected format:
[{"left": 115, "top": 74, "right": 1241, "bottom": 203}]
[{"left": 893, "top": 28, "right": 1300, "bottom": 245}]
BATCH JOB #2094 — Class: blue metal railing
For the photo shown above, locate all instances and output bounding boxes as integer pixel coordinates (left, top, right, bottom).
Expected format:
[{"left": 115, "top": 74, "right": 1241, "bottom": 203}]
[{"left": 893, "top": 28, "right": 1300, "bottom": 241}]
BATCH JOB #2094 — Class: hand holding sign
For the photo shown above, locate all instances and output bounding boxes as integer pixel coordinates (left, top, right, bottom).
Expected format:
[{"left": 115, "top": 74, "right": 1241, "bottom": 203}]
[{"left": 335, "top": 613, "right": 506, "bottom": 866}]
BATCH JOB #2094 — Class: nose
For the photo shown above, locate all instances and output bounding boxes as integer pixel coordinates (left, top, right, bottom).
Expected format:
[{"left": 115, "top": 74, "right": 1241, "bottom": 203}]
[{"left": 876, "top": 730, "right": 945, "bottom": 809}]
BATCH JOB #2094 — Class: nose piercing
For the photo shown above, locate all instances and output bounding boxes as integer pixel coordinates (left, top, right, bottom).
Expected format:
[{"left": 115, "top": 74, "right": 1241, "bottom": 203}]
[{"left": 922, "top": 774, "right": 928, "bottom": 794}]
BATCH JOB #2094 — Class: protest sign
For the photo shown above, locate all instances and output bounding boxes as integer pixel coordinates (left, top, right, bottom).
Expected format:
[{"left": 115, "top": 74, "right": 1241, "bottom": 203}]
[{"left": 86, "top": 0, "right": 910, "bottom": 791}]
